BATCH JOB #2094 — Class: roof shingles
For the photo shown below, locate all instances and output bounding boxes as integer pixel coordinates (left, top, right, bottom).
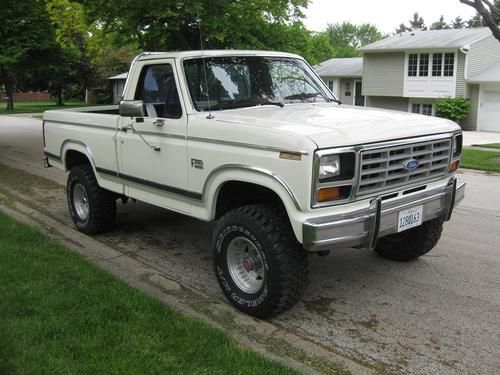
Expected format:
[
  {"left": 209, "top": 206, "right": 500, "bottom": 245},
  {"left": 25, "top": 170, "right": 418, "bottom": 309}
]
[
  {"left": 314, "top": 57, "right": 363, "bottom": 77},
  {"left": 359, "top": 28, "right": 492, "bottom": 52}
]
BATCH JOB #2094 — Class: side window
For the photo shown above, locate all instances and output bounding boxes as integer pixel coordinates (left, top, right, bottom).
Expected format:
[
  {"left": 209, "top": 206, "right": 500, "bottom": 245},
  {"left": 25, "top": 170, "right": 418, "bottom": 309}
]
[
  {"left": 408, "top": 54, "right": 418, "bottom": 77},
  {"left": 411, "top": 103, "right": 433, "bottom": 116},
  {"left": 135, "top": 64, "right": 182, "bottom": 119},
  {"left": 418, "top": 53, "right": 429, "bottom": 77},
  {"left": 443, "top": 53, "right": 454, "bottom": 77}
]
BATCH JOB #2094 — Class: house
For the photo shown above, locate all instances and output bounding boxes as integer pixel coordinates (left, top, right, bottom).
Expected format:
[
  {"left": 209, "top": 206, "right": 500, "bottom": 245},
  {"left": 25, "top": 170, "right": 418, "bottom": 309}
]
[
  {"left": 314, "top": 57, "right": 364, "bottom": 106},
  {"left": 108, "top": 73, "right": 128, "bottom": 104},
  {"left": 317, "top": 28, "right": 500, "bottom": 132}
]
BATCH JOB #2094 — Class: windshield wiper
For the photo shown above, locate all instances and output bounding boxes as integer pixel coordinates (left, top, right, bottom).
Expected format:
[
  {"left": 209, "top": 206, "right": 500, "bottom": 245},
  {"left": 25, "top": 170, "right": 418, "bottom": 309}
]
[
  {"left": 284, "top": 92, "right": 342, "bottom": 104},
  {"left": 326, "top": 97, "right": 342, "bottom": 104},
  {"left": 208, "top": 97, "right": 284, "bottom": 111},
  {"left": 284, "top": 93, "right": 321, "bottom": 101}
]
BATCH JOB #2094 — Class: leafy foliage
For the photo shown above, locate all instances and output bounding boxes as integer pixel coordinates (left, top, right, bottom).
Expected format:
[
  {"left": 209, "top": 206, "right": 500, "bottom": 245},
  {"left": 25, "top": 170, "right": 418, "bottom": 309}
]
[
  {"left": 431, "top": 15, "right": 451, "bottom": 30},
  {"left": 325, "top": 22, "right": 384, "bottom": 57},
  {"left": 396, "top": 5, "right": 500, "bottom": 33},
  {"left": 0, "top": 0, "right": 61, "bottom": 110},
  {"left": 410, "top": 12, "right": 427, "bottom": 30},
  {"left": 78, "top": 0, "right": 337, "bottom": 65},
  {"left": 435, "top": 98, "right": 471, "bottom": 123},
  {"left": 452, "top": 16, "right": 467, "bottom": 29},
  {"left": 81, "top": 0, "right": 306, "bottom": 49},
  {"left": 44, "top": 0, "right": 93, "bottom": 103}
]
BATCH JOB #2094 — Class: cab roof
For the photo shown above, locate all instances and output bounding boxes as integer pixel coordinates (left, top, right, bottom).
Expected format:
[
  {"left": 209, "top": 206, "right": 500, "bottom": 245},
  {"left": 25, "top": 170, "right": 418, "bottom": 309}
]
[{"left": 136, "top": 50, "right": 304, "bottom": 61}]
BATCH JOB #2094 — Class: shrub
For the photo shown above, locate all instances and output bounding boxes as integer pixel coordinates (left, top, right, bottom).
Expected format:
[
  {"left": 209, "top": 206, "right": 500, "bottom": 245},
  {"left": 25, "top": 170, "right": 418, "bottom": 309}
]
[
  {"left": 435, "top": 97, "right": 471, "bottom": 124},
  {"left": 95, "top": 93, "right": 112, "bottom": 104}
]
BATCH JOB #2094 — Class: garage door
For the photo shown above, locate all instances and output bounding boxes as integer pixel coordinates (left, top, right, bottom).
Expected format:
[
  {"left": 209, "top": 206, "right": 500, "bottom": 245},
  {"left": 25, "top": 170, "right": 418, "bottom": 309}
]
[{"left": 480, "top": 90, "right": 500, "bottom": 132}]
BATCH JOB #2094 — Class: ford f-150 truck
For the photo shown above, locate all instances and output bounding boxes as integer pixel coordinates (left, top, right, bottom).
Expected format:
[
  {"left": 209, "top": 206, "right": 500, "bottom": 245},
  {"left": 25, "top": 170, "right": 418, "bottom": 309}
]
[{"left": 43, "top": 50, "right": 465, "bottom": 318}]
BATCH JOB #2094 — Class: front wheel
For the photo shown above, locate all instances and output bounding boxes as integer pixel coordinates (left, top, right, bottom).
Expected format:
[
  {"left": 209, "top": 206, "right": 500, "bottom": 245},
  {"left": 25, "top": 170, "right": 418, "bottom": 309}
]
[
  {"left": 374, "top": 218, "right": 444, "bottom": 261},
  {"left": 213, "top": 204, "right": 308, "bottom": 318}
]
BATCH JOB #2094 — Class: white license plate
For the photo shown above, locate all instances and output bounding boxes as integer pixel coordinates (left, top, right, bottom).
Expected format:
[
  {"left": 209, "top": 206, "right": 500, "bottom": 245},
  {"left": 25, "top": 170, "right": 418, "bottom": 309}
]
[{"left": 397, "top": 206, "right": 423, "bottom": 233}]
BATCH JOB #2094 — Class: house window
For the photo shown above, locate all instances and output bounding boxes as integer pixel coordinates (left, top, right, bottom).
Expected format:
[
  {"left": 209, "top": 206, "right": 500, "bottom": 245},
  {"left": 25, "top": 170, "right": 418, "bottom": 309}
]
[
  {"left": 408, "top": 52, "right": 454, "bottom": 78},
  {"left": 408, "top": 54, "right": 418, "bottom": 76},
  {"left": 421, "top": 104, "right": 433, "bottom": 116},
  {"left": 444, "top": 53, "right": 454, "bottom": 76},
  {"left": 328, "top": 81, "right": 334, "bottom": 91},
  {"left": 432, "top": 53, "right": 442, "bottom": 77},
  {"left": 411, "top": 103, "right": 433, "bottom": 116},
  {"left": 419, "top": 54, "right": 429, "bottom": 76}
]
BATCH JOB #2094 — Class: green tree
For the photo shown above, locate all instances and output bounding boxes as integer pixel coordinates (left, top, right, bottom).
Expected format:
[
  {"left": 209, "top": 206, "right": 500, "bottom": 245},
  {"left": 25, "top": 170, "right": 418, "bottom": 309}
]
[
  {"left": 409, "top": 12, "right": 427, "bottom": 30},
  {"left": 45, "top": 0, "right": 93, "bottom": 104},
  {"left": 0, "top": 0, "right": 60, "bottom": 111},
  {"left": 395, "top": 23, "right": 411, "bottom": 33},
  {"left": 395, "top": 12, "right": 426, "bottom": 34},
  {"left": 452, "top": 16, "right": 466, "bottom": 28},
  {"left": 247, "top": 22, "right": 334, "bottom": 64},
  {"left": 78, "top": 0, "right": 340, "bottom": 65},
  {"left": 81, "top": 0, "right": 309, "bottom": 50},
  {"left": 325, "top": 22, "right": 384, "bottom": 57},
  {"left": 467, "top": 13, "right": 484, "bottom": 27},
  {"left": 431, "top": 15, "right": 451, "bottom": 30}
]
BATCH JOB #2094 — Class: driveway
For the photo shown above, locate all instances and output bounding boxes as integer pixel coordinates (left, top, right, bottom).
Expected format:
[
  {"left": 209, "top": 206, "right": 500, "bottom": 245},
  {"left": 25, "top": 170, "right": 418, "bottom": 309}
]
[{"left": 1, "top": 115, "right": 499, "bottom": 373}]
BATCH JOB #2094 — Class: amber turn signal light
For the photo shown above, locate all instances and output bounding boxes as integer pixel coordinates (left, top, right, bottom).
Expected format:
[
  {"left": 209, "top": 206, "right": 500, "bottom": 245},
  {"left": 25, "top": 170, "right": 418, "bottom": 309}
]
[
  {"left": 449, "top": 160, "right": 459, "bottom": 173},
  {"left": 317, "top": 187, "right": 341, "bottom": 202}
]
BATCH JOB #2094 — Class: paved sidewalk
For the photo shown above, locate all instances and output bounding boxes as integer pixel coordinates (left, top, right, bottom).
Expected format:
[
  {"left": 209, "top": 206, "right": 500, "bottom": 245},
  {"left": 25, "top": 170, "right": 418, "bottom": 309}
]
[{"left": 462, "top": 131, "right": 500, "bottom": 146}]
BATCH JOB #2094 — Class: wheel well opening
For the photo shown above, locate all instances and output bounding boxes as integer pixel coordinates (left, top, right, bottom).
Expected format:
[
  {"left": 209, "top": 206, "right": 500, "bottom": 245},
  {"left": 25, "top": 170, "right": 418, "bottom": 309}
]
[
  {"left": 215, "top": 181, "right": 285, "bottom": 219},
  {"left": 65, "top": 150, "right": 91, "bottom": 171}
]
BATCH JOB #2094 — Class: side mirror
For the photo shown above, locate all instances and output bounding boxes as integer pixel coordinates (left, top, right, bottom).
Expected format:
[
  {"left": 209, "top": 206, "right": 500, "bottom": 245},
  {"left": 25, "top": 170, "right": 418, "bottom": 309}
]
[{"left": 119, "top": 100, "right": 145, "bottom": 117}]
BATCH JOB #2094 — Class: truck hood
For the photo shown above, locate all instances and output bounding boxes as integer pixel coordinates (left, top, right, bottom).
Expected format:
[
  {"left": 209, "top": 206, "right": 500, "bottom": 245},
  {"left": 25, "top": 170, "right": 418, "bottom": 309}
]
[{"left": 212, "top": 103, "right": 460, "bottom": 149}]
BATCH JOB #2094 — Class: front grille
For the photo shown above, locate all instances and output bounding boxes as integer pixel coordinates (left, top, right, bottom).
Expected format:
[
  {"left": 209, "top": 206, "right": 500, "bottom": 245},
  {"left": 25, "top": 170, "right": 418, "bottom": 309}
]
[{"left": 356, "top": 138, "right": 452, "bottom": 196}]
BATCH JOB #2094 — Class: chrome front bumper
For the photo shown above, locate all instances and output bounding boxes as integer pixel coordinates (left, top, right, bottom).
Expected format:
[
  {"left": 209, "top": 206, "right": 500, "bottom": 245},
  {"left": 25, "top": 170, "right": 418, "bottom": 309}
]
[{"left": 303, "top": 177, "right": 465, "bottom": 251}]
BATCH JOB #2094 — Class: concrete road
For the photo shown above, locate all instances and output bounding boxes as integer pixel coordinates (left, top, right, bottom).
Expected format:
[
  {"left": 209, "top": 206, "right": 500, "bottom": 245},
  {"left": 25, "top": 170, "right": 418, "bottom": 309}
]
[{"left": 1, "top": 115, "right": 499, "bottom": 373}]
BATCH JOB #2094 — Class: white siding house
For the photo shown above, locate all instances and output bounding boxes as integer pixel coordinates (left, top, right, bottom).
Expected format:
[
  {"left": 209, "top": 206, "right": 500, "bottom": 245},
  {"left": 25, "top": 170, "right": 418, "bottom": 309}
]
[
  {"left": 316, "top": 28, "right": 500, "bottom": 132},
  {"left": 108, "top": 73, "right": 128, "bottom": 104}
]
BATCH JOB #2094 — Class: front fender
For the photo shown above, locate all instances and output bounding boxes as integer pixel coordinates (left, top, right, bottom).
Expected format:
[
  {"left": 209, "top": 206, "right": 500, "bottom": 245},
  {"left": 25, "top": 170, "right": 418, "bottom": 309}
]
[{"left": 196, "top": 164, "right": 304, "bottom": 242}]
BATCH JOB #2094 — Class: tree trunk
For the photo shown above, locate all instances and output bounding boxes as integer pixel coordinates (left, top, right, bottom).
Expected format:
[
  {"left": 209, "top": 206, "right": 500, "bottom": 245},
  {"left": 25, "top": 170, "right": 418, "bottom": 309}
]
[
  {"left": 57, "top": 88, "right": 64, "bottom": 106},
  {"left": 459, "top": 0, "right": 500, "bottom": 42},
  {"left": 5, "top": 80, "right": 14, "bottom": 112}
]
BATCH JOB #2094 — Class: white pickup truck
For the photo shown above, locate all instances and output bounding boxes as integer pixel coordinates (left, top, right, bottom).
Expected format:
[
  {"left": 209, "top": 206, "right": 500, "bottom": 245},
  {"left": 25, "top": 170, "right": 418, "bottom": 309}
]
[{"left": 43, "top": 50, "right": 465, "bottom": 318}]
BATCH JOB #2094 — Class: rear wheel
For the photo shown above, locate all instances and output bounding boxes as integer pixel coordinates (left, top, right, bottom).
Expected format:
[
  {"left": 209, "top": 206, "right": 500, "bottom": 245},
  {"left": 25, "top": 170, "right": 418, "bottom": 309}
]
[
  {"left": 67, "top": 165, "right": 116, "bottom": 234},
  {"left": 374, "top": 218, "right": 444, "bottom": 261},
  {"left": 213, "top": 204, "right": 308, "bottom": 318}
]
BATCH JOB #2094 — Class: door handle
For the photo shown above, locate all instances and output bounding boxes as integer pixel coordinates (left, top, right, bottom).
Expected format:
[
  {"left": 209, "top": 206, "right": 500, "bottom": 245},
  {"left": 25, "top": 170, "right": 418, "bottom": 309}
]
[{"left": 153, "top": 119, "right": 165, "bottom": 127}]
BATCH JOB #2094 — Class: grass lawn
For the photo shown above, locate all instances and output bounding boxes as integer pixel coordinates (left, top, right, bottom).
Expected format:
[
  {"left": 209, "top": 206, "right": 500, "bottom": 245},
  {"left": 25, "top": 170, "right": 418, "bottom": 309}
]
[
  {"left": 472, "top": 143, "right": 500, "bottom": 150},
  {"left": 0, "top": 212, "right": 296, "bottom": 374},
  {"left": 0, "top": 101, "right": 101, "bottom": 114},
  {"left": 461, "top": 149, "right": 500, "bottom": 173}
]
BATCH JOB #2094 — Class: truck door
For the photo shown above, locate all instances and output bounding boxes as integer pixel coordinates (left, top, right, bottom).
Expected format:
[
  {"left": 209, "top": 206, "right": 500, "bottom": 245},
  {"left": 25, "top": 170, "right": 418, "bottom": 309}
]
[{"left": 118, "top": 60, "right": 190, "bottom": 213}]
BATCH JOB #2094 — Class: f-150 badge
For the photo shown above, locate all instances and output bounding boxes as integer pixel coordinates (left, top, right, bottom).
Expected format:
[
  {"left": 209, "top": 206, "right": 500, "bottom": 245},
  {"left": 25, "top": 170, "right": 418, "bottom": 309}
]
[{"left": 191, "top": 158, "right": 204, "bottom": 169}]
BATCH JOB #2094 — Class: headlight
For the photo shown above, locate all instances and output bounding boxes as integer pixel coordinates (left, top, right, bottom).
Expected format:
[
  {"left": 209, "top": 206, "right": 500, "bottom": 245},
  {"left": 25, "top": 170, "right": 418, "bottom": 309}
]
[
  {"left": 313, "top": 151, "right": 355, "bottom": 207},
  {"left": 452, "top": 134, "right": 462, "bottom": 157},
  {"left": 319, "top": 154, "right": 340, "bottom": 180}
]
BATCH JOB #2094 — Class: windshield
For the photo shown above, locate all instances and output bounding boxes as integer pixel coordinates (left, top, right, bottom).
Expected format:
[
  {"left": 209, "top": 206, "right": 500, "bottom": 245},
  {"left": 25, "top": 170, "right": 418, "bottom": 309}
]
[{"left": 183, "top": 56, "right": 334, "bottom": 111}]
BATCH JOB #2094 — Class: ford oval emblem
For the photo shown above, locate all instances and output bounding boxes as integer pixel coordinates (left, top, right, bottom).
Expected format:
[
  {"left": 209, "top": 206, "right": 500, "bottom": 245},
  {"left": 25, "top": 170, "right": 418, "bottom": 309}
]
[{"left": 403, "top": 159, "right": 420, "bottom": 171}]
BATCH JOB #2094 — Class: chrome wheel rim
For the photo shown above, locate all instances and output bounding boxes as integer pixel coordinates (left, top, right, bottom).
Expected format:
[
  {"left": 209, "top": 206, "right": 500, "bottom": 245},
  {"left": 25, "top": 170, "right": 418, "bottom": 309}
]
[
  {"left": 227, "top": 236, "right": 265, "bottom": 294},
  {"left": 73, "top": 183, "right": 89, "bottom": 221}
]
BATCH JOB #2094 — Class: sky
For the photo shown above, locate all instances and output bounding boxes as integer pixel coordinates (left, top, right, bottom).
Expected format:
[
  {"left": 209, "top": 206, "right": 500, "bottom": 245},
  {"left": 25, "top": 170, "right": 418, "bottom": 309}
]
[{"left": 303, "top": 0, "right": 478, "bottom": 34}]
